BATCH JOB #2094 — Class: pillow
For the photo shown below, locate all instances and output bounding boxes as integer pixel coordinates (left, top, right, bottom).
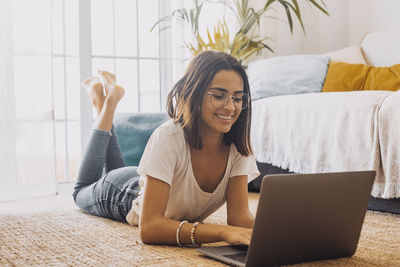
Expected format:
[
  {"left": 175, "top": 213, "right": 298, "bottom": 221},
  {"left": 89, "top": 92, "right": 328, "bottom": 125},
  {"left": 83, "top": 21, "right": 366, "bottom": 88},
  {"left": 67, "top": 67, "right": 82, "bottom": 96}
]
[
  {"left": 361, "top": 29, "right": 400, "bottom": 67},
  {"left": 325, "top": 46, "right": 366, "bottom": 64},
  {"left": 322, "top": 62, "right": 400, "bottom": 92},
  {"left": 322, "top": 62, "right": 371, "bottom": 92},
  {"left": 364, "top": 64, "right": 400, "bottom": 91},
  {"left": 114, "top": 113, "right": 169, "bottom": 166},
  {"left": 247, "top": 54, "right": 330, "bottom": 100}
]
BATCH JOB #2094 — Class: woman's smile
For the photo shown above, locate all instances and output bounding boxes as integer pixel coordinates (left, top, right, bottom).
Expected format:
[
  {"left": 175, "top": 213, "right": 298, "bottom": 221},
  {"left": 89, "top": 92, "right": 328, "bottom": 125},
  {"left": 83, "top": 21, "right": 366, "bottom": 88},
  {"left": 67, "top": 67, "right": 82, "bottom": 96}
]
[{"left": 215, "top": 113, "right": 234, "bottom": 121}]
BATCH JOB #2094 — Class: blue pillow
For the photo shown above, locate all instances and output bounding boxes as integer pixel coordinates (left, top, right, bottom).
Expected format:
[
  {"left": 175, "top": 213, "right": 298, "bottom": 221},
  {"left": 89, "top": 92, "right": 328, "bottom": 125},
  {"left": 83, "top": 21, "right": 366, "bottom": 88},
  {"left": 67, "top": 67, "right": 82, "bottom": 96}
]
[
  {"left": 246, "top": 54, "right": 330, "bottom": 100},
  {"left": 114, "top": 113, "right": 169, "bottom": 166}
]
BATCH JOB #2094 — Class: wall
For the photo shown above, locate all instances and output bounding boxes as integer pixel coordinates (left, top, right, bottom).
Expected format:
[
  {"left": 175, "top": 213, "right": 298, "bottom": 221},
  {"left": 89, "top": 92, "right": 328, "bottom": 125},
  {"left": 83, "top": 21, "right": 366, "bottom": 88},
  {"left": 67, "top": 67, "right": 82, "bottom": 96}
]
[
  {"left": 252, "top": 0, "right": 400, "bottom": 57},
  {"left": 347, "top": 0, "right": 400, "bottom": 45}
]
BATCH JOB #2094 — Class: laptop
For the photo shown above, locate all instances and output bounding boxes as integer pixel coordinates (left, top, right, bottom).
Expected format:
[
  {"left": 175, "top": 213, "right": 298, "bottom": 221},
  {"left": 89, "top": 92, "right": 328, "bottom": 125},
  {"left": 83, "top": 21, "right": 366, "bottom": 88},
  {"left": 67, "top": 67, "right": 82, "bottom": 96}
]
[{"left": 197, "top": 171, "right": 376, "bottom": 267}]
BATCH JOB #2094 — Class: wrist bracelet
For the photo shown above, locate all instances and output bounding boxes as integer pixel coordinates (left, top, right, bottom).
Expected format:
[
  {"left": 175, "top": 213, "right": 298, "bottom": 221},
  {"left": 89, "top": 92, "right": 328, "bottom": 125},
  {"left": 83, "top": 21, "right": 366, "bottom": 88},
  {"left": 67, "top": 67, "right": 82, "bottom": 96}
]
[
  {"left": 190, "top": 221, "right": 201, "bottom": 247},
  {"left": 176, "top": 220, "right": 188, "bottom": 247}
]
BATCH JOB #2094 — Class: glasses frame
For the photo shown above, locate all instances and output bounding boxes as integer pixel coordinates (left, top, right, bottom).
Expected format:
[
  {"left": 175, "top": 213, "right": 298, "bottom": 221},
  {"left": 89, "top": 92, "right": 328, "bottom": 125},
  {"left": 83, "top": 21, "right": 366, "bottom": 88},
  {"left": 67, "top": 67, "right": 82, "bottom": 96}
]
[{"left": 207, "top": 90, "right": 250, "bottom": 110}]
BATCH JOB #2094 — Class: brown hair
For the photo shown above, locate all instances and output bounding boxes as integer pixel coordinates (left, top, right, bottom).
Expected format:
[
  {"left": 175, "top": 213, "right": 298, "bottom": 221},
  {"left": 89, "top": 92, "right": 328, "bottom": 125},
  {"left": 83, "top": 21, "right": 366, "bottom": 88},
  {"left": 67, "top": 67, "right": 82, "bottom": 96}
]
[{"left": 167, "top": 51, "right": 253, "bottom": 156}]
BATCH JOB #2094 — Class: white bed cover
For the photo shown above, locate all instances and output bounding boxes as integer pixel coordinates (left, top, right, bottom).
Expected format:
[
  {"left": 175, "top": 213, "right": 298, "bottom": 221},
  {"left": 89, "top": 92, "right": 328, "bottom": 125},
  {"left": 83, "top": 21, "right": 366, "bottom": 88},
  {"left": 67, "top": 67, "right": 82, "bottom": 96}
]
[{"left": 251, "top": 90, "right": 400, "bottom": 198}]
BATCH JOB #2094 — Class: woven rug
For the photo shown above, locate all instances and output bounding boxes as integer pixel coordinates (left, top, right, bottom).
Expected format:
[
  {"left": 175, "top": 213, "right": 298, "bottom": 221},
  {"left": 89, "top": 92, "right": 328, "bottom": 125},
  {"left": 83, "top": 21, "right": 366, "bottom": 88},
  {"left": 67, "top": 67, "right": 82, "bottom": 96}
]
[{"left": 0, "top": 193, "right": 399, "bottom": 266}]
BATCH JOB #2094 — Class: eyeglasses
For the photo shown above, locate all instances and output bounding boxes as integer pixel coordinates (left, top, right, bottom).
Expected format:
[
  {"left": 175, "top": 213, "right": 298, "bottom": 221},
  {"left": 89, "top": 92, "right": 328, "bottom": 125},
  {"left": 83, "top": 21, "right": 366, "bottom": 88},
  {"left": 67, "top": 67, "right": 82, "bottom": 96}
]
[{"left": 207, "top": 90, "right": 250, "bottom": 110}]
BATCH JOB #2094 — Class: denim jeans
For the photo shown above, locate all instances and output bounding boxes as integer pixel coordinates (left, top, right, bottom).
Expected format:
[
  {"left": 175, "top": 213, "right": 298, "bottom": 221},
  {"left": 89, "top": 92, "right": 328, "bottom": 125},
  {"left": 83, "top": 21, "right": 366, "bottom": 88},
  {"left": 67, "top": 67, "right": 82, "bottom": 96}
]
[{"left": 73, "top": 126, "right": 140, "bottom": 223}]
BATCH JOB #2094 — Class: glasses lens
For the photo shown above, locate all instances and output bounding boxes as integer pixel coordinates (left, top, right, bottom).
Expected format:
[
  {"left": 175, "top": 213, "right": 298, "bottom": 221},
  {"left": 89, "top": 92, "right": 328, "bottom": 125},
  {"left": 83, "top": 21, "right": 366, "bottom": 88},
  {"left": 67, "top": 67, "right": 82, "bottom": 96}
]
[
  {"left": 209, "top": 92, "right": 226, "bottom": 108},
  {"left": 208, "top": 91, "right": 249, "bottom": 110},
  {"left": 235, "top": 93, "right": 249, "bottom": 110}
]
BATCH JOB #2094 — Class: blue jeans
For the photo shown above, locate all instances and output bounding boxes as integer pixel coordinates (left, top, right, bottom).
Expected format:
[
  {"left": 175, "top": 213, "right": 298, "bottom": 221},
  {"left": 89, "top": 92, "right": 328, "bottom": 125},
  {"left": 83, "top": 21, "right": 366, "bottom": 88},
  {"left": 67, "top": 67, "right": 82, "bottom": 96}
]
[{"left": 73, "top": 126, "right": 140, "bottom": 223}]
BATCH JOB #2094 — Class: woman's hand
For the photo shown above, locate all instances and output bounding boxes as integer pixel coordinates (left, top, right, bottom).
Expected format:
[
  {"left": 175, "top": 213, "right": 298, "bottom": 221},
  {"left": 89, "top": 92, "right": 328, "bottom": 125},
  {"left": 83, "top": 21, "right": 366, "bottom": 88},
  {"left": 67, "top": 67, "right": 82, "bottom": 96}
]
[
  {"left": 140, "top": 176, "right": 252, "bottom": 245},
  {"left": 220, "top": 225, "right": 253, "bottom": 245}
]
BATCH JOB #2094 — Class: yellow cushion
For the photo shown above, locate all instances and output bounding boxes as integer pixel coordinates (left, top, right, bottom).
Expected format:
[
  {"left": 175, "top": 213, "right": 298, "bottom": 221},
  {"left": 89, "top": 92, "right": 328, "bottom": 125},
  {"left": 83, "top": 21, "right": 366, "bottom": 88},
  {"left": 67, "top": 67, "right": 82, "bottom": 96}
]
[
  {"left": 322, "top": 62, "right": 371, "bottom": 92},
  {"left": 322, "top": 61, "right": 400, "bottom": 92},
  {"left": 364, "top": 64, "right": 400, "bottom": 91}
]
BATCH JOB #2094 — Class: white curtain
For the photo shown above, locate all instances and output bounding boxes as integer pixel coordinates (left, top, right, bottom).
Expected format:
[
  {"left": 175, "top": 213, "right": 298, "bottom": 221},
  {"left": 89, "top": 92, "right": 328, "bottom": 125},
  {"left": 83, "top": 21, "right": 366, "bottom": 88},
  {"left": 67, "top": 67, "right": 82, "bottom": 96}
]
[{"left": 0, "top": 0, "right": 56, "bottom": 201}]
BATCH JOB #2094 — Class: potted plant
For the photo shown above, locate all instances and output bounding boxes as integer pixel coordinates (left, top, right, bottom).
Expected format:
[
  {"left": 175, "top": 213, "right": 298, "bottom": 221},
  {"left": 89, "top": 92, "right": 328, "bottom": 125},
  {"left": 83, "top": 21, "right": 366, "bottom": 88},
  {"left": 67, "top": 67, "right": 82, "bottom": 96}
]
[{"left": 152, "top": 0, "right": 329, "bottom": 63}]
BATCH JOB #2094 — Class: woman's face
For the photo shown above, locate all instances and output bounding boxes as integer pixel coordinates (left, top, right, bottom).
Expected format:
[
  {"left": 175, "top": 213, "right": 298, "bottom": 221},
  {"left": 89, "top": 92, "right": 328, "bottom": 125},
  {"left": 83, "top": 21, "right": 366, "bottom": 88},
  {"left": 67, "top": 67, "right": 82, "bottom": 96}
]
[{"left": 200, "top": 70, "right": 244, "bottom": 137}]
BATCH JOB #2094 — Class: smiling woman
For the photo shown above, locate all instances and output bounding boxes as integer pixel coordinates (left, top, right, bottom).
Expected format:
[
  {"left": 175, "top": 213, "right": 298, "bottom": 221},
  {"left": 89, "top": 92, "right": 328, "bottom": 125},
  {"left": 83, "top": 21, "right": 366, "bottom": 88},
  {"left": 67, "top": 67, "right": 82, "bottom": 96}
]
[
  {"left": 167, "top": 51, "right": 253, "bottom": 155},
  {"left": 202, "top": 71, "right": 246, "bottom": 134},
  {"left": 72, "top": 51, "right": 260, "bottom": 247}
]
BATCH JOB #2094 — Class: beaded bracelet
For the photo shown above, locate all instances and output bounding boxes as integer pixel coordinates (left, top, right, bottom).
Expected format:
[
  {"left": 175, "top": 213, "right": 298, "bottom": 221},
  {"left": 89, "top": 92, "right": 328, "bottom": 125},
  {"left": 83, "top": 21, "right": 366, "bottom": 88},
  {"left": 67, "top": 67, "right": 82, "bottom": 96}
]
[
  {"left": 176, "top": 220, "right": 188, "bottom": 247},
  {"left": 190, "top": 221, "right": 201, "bottom": 247}
]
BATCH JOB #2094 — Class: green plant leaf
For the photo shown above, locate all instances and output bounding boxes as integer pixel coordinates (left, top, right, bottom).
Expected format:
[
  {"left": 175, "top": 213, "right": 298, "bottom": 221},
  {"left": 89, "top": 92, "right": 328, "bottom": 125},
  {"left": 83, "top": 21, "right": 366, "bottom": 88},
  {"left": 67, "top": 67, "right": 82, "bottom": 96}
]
[
  {"left": 290, "top": 0, "right": 305, "bottom": 32},
  {"left": 278, "top": 0, "right": 294, "bottom": 33},
  {"left": 151, "top": 0, "right": 328, "bottom": 62},
  {"left": 308, "top": 0, "right": 330, "bottom": 16}
]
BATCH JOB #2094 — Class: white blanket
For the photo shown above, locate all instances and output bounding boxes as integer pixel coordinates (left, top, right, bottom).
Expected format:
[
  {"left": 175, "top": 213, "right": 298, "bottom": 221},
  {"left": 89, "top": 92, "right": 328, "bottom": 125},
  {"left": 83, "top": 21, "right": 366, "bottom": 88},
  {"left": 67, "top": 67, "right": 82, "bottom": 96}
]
[
  {"left": 251, "top": 90, "right": 399, "bottom": 198},
  {"left": 376, "top": 90, "right": 400, "bottom": 198}
]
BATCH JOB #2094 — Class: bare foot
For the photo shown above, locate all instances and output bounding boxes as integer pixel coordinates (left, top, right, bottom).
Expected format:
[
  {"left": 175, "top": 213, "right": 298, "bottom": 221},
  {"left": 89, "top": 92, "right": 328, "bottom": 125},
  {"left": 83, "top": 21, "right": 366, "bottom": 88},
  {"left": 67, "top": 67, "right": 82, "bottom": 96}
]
[
  {"left": 81, "top": 76, "right": 105, "bottom": 115},
  {"left": 98, "top": 70, "right": 116, "bottom": 95},
  {"left": 106, "top": 84, "right": 125, "bottom": 104}
]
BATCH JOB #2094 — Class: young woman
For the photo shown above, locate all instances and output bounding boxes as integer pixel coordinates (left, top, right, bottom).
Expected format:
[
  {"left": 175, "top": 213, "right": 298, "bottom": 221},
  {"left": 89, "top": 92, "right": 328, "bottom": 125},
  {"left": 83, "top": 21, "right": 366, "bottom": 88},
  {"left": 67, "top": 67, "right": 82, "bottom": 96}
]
[{"left": 74, "top": 51, "right": 260, "bottom": 247}]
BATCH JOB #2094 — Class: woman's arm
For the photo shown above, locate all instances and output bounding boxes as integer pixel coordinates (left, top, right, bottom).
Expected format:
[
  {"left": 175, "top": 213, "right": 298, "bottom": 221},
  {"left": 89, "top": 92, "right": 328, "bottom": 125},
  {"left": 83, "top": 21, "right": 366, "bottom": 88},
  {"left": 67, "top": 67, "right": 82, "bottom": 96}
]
[
  {"left": 139, "top": 176, "right": 252, "bottom": 245},
  {"left": 226, "top": 175, "right": 255, "bottom": 228}
]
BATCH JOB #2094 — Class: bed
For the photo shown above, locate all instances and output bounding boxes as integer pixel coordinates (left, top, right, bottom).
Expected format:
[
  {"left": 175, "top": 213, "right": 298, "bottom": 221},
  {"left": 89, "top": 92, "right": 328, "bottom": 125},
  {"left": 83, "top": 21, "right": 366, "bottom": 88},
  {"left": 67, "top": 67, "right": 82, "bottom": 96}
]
[{"left": 248, "top": 29, "right": 400, "bottom": 213}]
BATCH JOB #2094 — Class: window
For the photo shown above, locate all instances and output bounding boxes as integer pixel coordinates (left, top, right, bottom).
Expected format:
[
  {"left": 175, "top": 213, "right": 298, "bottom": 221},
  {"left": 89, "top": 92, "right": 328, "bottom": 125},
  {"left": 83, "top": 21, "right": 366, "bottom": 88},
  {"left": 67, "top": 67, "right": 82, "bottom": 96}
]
[
  {"left": 51, "top": 0, "right": 80, "bottom": 184},
  {"left": 12, "top": 0, "right": 234, "bottom": 188},
  {"left": 12, "top": 0, "right": 184, "bottom": 186}
]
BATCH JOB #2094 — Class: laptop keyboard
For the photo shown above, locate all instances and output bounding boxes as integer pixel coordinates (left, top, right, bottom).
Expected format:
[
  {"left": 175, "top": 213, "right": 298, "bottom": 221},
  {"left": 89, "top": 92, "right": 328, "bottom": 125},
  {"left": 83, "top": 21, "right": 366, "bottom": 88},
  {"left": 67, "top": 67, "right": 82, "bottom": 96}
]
[{"left": 223, "top": 252, "right": 248, "bottom": 263}]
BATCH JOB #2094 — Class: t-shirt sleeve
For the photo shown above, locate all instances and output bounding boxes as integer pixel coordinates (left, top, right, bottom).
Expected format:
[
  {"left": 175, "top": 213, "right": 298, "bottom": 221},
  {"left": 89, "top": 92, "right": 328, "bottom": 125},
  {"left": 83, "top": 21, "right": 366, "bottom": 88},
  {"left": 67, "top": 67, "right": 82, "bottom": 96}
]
[
  {"left": 137, "top": 124, "right": 180, "bottom": 186},
  {"left": 230, "top": 151, "right": 260, "bottom": 183}
]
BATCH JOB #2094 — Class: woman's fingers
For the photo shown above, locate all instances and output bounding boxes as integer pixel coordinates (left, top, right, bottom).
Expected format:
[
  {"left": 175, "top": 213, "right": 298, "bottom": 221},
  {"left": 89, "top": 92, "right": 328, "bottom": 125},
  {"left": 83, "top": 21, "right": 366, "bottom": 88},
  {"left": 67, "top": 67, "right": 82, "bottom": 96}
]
[{"left": 223, "top": 226, "right": 252, "bottom": 245}]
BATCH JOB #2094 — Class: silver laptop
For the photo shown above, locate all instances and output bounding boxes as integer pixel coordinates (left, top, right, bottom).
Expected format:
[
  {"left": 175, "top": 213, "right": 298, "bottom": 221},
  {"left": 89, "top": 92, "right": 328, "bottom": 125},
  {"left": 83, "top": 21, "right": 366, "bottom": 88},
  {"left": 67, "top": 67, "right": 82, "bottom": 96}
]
[{"left": 197, "top": 171, "right": 376, "bottom": 267}]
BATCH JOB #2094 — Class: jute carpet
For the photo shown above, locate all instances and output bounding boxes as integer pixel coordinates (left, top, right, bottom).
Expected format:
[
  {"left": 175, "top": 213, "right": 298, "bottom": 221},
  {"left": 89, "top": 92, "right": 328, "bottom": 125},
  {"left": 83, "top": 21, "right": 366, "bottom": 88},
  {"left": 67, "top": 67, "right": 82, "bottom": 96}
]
[{"left": 0, "top": 193, "right": 399, "bottom": 266}]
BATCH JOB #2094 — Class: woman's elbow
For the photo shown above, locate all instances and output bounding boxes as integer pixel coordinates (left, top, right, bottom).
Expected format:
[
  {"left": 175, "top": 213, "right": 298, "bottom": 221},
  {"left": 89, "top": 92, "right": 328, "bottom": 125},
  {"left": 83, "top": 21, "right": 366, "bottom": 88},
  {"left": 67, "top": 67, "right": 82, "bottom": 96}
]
[
  {"left": 139, "top": 223, "right": 152, "bottom": 244},
  {"left": 227, "top": 217, "right": 239, "bottom": 227},
  {"left": 227, "top": 210, "right": 254, "bottom": 227},
  {"left": 227, "top": 212, "right": 241, "bottom": 226},
  {"left": 139, "top": 220, "right": 159, "bottom": 244}
]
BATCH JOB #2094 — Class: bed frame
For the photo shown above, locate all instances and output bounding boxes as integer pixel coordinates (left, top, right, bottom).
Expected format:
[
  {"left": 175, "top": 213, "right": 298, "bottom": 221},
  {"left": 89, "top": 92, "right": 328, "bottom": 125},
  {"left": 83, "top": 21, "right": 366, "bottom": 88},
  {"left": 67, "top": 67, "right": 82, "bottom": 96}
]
[{"left": 249, "top": 162, "right": 400, "bottom": 214}]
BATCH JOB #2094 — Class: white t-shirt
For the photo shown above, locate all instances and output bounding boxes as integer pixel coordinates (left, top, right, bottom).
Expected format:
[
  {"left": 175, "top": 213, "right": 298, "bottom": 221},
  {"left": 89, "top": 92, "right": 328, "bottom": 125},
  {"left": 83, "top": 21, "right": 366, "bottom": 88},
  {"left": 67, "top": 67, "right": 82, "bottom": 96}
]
[{"left": 126, "top": 120, "right": 260, "bottom": 226}]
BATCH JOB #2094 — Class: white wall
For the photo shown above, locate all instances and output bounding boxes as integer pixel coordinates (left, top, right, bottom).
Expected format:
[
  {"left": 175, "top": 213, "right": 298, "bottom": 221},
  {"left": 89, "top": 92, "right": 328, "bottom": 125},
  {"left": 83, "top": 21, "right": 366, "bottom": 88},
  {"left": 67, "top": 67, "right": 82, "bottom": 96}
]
[
  {"left": 347, "top": 0, "right": 400, "bottom": 45},
  {"left": 252, "top": 0, "right": 400, "bottom": 57},
  {"left": 271, "top": 0, "right": 348, "bottom": 55}
]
